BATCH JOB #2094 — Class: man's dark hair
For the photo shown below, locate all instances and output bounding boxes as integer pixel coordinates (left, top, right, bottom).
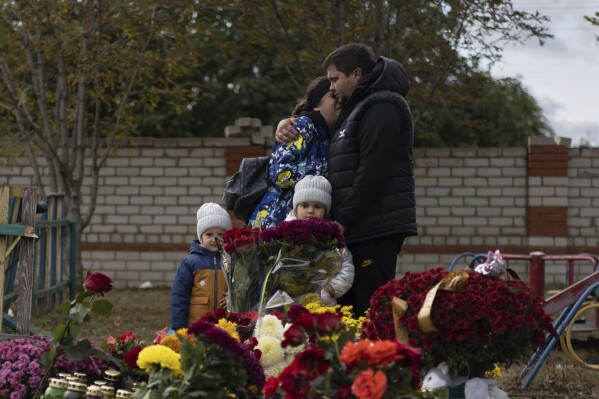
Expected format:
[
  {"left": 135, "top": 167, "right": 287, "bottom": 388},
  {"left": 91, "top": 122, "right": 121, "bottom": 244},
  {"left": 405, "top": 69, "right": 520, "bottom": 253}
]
[{"left": 322, "top": 43, "right": 377, "bottom": 76}]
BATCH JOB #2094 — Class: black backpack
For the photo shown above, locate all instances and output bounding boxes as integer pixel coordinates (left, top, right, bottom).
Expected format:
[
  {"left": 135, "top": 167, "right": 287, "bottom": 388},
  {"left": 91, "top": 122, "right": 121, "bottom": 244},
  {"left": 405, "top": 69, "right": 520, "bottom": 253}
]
[{"left": 223, "top": 156, "right": 270, "bottom": 223}]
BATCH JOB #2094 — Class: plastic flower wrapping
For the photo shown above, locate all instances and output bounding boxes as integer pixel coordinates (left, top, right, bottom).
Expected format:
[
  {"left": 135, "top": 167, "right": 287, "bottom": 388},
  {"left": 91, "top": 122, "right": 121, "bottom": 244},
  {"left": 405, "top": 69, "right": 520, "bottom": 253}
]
[
  {"left": 223, "top": 227, "right": 268, "bottom": 313},
  {"left": 473, "top": 250, "right": 508, "bottom": 279},
  {"left": 362, "top": 266, "right": 556, "bottom": 376},
  {"left": 222, "top": 218, "right": 345, "bottom": 313}
]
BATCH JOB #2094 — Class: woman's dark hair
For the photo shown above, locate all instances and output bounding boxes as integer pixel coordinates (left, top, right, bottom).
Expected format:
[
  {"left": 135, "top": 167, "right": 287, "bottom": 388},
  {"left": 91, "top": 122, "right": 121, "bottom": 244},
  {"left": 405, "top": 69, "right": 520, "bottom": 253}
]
[{"left": 291, "top": 76, "right": 330, "bottom": 116}]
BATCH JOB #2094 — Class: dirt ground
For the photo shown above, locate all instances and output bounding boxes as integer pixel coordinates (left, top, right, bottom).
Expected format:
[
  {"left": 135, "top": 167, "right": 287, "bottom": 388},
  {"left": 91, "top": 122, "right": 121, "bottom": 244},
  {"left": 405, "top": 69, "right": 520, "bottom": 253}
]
[
  {"left": 31, "top": 287, "right": 172, "bottom": 346},
  {"left": 31, "top": 288, "right": 599, "bottom": 399}
]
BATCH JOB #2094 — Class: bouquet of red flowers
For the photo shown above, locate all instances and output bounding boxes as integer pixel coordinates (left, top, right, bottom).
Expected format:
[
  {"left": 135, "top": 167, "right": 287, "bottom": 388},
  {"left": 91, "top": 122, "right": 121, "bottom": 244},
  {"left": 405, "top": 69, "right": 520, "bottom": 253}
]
[
  {"left": 264, "top": 304, "right": 422, "bottom": 399},
  {"left": 259, "top": 218, "right": 344, "bottom": 310},
  {"left": 362, "top": 268, "right": 556, "bottom": 377},
  {"left": 222, "top": 219, "right": 345, "bottom": 313},
  {"left": 222, "top": 227, "right": 268, "bottom": 312}
]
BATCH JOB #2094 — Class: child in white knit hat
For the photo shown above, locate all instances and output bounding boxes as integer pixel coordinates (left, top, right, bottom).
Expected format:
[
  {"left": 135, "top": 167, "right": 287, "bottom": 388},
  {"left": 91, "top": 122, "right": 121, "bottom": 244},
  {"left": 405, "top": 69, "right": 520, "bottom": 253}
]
[
  {"left": 171, "top": 203, "right": 232, "bottom": 329},
  {"left": 285, "top": 175, "right": 355, "bottom": 306}
]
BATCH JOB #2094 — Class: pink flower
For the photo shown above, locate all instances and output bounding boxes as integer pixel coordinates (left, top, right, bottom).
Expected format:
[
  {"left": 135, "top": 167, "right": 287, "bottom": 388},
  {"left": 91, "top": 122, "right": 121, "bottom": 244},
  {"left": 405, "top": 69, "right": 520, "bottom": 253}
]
[
  {"left": 153, "top": 327, "right": 169, "bottom": 344},
  {"left": 106, "top": 336, "right": 118, "bottom": 352}
]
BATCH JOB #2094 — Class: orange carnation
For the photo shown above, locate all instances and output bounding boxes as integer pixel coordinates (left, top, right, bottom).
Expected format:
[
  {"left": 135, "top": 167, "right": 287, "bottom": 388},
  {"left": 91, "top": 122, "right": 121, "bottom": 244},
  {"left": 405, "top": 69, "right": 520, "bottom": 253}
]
[
  {"left": 366, "top": 340, "right": 405, "bottom": 367},
  {"left": 339, "top": 340, "right": 371, "bottom": 367},
  {"left": 340, "top": 340, "right": 405, "bottom": 368},
  {"left": 351, "top": 369, "right": 387, "bottom": 399}
]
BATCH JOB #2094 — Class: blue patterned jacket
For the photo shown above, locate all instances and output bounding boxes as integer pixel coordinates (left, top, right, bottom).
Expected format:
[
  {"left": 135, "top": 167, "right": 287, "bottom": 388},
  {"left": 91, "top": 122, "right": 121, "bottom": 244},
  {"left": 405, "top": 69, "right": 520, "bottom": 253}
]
[{"left": 248, "top": 111, "right": 329, "bottom": 228}]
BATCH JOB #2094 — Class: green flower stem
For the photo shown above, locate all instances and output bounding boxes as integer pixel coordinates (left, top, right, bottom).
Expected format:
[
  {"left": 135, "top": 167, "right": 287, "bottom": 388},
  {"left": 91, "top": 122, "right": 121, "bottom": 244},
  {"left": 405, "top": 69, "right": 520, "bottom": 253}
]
[
  {"left": 32, "top": 294, "right": 98, "bottom": 399},
  {"left": 31, "top": 318, "right": 72, "bottom": 399}
]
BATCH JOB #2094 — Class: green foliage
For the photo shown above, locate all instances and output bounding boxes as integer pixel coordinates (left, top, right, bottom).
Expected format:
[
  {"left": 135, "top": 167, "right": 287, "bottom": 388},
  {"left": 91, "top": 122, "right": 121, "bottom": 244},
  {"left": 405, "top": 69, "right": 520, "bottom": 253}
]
[
  {"left": 132, "top": 0, "right": 554, "bottom": 147},
  {"left": 416, "top": 74, "right": 553, "bottom": 147},
  {"left": 91, "top": 299, "right": 114, "bottom": 315},
  {"left": 584, "top": 11, "right": 599, "bottom": 41},
  {"left": 0, "top": 0, "right": 213, "bottom": 280},
  {"left": 0, "top": 0, "right": 205, "bottom": 248},
  {"left": 39, "top": 347, "right": 57, "bottom": 371},
  {"left": 32, "top": 277, "right": 114, "bottom": 398},
  {"left": 69, "top": 302, "right": 92, "bottom": 324}
]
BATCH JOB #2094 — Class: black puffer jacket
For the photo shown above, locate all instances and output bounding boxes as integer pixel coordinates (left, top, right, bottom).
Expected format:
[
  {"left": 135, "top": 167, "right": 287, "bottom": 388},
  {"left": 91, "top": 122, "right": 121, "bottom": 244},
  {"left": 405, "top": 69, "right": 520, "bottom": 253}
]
[{"left": 328, "top": 57, "right": 417, "bottom": 244}]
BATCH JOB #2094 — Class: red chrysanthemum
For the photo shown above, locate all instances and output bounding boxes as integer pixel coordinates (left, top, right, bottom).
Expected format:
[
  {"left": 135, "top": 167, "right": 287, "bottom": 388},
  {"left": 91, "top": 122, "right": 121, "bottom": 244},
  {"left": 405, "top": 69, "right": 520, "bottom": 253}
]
[{"left": 361, "top": 267, "right": 556, "bottom": 375}]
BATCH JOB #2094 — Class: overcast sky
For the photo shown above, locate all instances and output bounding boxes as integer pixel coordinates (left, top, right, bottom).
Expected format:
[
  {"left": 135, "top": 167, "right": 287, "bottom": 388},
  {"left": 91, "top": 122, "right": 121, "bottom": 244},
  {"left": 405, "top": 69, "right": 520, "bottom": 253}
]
[{"left": 489, "top": 0, "right": 598, "bottom": 147}]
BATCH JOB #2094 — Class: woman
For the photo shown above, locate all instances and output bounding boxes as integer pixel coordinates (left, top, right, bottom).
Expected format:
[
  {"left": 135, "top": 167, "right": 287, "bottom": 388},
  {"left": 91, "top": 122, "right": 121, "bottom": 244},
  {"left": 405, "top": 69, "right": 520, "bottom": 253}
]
[{"left": 248, "top": 76, "right": 338, "bottom": 228}]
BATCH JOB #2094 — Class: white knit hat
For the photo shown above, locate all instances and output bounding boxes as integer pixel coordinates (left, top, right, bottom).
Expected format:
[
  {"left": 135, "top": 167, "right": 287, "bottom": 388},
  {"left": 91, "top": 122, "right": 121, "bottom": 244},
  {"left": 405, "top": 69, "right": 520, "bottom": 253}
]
[
  {"left": 293, "top": 175, "right": 332, "bottom": 213},
  {"left": 196, "top": 203, "right": 232, "bottom": 239}
]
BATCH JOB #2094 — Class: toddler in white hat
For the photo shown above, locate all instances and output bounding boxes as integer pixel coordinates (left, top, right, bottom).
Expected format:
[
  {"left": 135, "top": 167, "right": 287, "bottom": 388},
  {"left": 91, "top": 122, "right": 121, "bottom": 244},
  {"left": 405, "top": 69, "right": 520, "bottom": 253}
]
[
  {"left": 171, "top": 203, "right": 232, "bottom": 330},
  {"left": 286, "top": 176, "right": 355, "bottom": 306}
]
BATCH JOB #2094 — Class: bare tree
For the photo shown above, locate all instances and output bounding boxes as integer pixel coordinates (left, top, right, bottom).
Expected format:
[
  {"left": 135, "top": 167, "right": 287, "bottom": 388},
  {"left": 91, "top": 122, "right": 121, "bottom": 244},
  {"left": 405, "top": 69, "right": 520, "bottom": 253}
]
[{"left": 0, "top": 0, "right": 200, "bottom": 279}]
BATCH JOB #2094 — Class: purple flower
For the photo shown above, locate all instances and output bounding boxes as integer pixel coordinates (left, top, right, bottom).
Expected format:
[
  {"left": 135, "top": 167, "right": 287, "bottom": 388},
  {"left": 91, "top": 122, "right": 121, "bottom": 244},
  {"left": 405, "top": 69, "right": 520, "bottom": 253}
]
[
  {"left": 259, "top": 218, "right": 344, "bottom": 250},
  {"left": 0, "top": 335, "right": 109, "bottom": 399},
  {"left": 188, "top": 320, "right": 266, "bottom": 388},
  {"left": 242, "top": 347, "right": 266, "bottom": 387}
]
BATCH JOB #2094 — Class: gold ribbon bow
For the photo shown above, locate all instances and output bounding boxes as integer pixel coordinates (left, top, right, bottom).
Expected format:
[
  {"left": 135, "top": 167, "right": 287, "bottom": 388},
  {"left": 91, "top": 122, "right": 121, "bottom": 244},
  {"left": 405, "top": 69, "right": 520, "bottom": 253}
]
[{"left": 393, "top": 271, "right": 469, "bottom": 343}]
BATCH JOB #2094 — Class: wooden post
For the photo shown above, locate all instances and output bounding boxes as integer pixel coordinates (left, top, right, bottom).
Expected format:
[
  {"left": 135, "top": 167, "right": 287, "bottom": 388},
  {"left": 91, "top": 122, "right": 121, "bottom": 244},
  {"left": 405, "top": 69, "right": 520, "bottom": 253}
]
[
  {"left": 16, "top": 186, "right": 37, "bottom": 335},
  {"left": 0, "top": 185, "right": 9, "bottom": 332}
]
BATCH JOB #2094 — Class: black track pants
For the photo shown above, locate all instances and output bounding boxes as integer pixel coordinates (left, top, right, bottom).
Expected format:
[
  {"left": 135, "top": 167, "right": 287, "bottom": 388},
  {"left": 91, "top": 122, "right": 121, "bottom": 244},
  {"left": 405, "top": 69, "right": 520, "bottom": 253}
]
[{"left": 338, "top": 235, "right": 405, "bottom": 317}]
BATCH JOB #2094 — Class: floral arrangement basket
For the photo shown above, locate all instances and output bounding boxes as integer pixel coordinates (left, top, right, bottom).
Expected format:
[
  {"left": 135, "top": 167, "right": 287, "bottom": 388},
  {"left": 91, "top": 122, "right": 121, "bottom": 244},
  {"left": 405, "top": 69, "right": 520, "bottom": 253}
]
[{"left": 361, "top": 267, "right": 556, "bottom": 376}]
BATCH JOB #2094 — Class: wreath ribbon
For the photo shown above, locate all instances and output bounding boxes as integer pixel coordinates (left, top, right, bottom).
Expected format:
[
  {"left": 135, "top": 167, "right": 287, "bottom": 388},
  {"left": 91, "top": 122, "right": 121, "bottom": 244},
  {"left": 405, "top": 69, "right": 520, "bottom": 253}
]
[{"left": 393, "top": 271, "right": 469, "bottom": 342}]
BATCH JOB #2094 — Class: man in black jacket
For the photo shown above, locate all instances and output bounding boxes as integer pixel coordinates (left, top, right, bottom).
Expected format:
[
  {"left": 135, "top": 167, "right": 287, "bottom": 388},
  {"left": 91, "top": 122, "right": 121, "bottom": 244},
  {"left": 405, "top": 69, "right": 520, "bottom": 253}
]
[{"left": 276, "top": 43, "right": 417, "bottom": 315}]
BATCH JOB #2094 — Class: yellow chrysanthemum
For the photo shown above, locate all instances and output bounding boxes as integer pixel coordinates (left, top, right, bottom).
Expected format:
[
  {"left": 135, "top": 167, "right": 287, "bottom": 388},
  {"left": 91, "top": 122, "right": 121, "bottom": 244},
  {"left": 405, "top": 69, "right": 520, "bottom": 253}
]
[
  {"left": 299, "top": 293, "right": 321, "bottom": 307},
  {"left": 173, "top": 327, "right": 197, "bottom": 347},
  {"left": 255, "top": 315, "right": 284, "bottom": 339},
  {"left": 159, "top": 334, "right": 181, "bottom": 353},
  {"left": 304, "top": 301, "right": 365, "bottom": 334},
  {"left": 216, "top": 318, "right": 240, "bottom": 341},
  {"left": 176, "top": 328, "right": 188, "bottom": 337},
  {"left": 339, "top": 305, "right": 366, "bottom": 333},
  {"left": 485, "top": 363, "right": 502, "bottom": 379},
  {"left": 256, "top": 336, "right": 285, "bottom": 368},
  {"left": 137, "top": 345, "right": 182, "bottom": 376},
  {"left": 305, "top": 300, "right": 339, "bottom": 314}
]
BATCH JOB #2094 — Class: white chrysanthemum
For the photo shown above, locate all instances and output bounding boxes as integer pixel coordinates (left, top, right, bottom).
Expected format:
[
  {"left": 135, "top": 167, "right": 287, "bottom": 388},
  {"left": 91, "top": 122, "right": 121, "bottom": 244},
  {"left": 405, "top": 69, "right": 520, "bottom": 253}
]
[
  {"left": 256, "top": 336, "right": 285, "bottom": 367},
  {"left": 254, "top": 315, "right": 284, "bottom": 339},
  {"left": 285, "top": 342, "right": 305, "bottom": 358},
  {"left": 264, "top": 361, "right": 288, "bottom": 378}
]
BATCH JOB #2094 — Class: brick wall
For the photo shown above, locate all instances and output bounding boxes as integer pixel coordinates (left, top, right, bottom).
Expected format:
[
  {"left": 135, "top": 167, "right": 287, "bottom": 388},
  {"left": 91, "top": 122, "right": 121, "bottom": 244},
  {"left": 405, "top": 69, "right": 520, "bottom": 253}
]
[{"left": 1, "top": 134, "right": 598, "bottom": 288}]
